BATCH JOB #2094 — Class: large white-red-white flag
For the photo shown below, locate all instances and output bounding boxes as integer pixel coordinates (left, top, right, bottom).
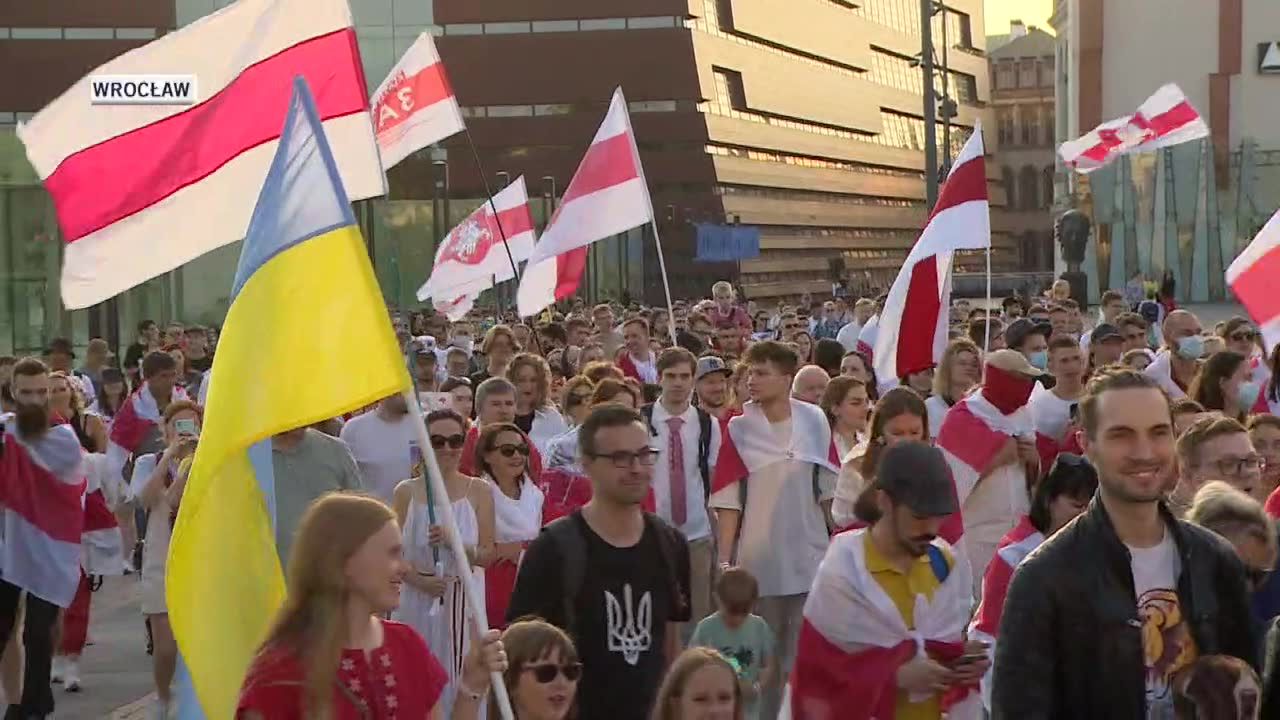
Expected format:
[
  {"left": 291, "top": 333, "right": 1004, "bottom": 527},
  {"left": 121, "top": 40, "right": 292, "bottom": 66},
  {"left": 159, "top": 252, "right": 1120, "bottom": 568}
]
[
  {"left": 17, "top": 0, "right": 385, "bottom": 309},
  {"left": 517, "top": 88, "right": 653, "bottom": 317},
  {"left": 1059, "top": 84, "right": 1208, "bottom": 173},
  {"left": 873, "top": 125, "right": 989, "bottom": 384},
  {"left": 967, "top": 516, "right": 1043, "bottom": 710},
  {"left": 417, "top": 176, "right": 537, "bottom": 302},
  {"left": 1228, "top": 208, "right": 1280, "bottom": 352},
  {"left": 371, "top": 32, "right": 466, "bottom": 170}
]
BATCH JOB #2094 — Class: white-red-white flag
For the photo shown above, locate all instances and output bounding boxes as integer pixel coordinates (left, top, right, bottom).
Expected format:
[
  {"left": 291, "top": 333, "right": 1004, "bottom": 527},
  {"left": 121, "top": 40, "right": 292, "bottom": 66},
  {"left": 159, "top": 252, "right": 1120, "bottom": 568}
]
[
  {"left": 1059, "top": 84, "right": 1208, "bottom": 173},
  {"left": 416, "top": 176, "right": 536, "bottom": 302},
  {"left": 517, "top": 88, "right": 653, "bottom": 317},
  {"left": 371, "top": 32, "right": 465, "bottom": 170},
  {"left": 1228, "top": 207, "right": 1280, "bottom": 352},
  {"left": 968, "top": 516, "right": 1043, "bottom": 710},
  {"left": 873, "top": 125, "right": 989, "bottom": 384}
]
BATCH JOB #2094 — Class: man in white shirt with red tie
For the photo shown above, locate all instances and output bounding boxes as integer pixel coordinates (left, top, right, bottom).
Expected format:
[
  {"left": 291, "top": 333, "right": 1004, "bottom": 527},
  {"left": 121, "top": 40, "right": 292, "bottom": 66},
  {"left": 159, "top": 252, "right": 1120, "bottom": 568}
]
[{"left": 644, "top": 347, "right": 722, "bottom": 634}]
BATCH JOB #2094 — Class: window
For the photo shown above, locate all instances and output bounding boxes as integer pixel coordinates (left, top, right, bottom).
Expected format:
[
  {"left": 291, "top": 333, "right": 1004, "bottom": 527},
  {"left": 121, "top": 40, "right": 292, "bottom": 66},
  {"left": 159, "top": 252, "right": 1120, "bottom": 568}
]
[
  {"left": 1022, "top": 106, "right": 1040, "bottom": 146},
  {"left": 1039, "top": 57, "right": 1055, "bottom": 87},
  {"left": 1042, "top": 104, "right": 1055, "bottom": 146},
  {"left": 713, "top": 68, "right": 747, "bottom": 112},
  {"left": 1002, "top": 166, "right": 1017, "bottom": 209},
  {"left": 997, "top": 107, "right": 1015, "bottom": 146},
  {"left": 997, "top": 61, "right": 1017, "bottom": 90},
  {"left": 1042, "top": 166, "right": 1055, "bottom": 209},
  {"left": 1019, "top": 59, "right": 1037, "bottom": 88},
  {"left": 1020, "top": 166, "right": 1039, "bottom": 211}
]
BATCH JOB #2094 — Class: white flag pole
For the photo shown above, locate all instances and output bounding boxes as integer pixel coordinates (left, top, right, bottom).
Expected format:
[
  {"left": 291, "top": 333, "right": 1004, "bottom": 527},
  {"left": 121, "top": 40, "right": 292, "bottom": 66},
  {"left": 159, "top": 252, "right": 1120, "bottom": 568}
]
[
  {"left": 403, "top": 389, "right": 515, "bottom": 720},
  {"left": 983, "top": 245, "right": 993, "bottom": 360},
  {"left": 616, "top": 88, "right": 679, "bottom": 347}
]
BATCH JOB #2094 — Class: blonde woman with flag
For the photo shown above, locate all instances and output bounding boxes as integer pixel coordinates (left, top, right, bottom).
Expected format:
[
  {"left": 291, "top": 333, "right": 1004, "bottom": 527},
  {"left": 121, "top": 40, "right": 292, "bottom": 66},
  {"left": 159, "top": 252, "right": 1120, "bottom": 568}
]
[{"left": 237, "top": 493, "right": 507, "bottom": 719}]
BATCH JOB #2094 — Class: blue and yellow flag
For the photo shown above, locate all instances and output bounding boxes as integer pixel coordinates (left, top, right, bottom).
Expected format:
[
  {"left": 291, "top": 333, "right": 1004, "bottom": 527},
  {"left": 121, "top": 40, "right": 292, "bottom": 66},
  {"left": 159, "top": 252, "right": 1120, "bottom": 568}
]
[{"left": 166, "top": 77, "right": 408, "bottom": 719}]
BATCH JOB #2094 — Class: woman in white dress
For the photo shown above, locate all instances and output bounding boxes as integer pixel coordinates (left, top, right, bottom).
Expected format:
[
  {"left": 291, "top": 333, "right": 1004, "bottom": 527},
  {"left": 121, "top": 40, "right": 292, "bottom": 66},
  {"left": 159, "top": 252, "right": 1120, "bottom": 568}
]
[
  {"left": 393, "top": 408, "right": 495, "bottom": 719},
  {"left": 129, "top": 400, "right": 201, "bottom": 720},
  {"left": 476, "top": 422, "right": 544, "bottom": 629}
]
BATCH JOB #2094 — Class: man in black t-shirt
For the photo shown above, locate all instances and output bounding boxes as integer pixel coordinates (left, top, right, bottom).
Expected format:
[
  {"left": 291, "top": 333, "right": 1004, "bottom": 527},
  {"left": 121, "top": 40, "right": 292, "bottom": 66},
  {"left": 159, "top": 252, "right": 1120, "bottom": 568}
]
[{"left": 507, "top": 405, "right": 691, "bottom": 720}]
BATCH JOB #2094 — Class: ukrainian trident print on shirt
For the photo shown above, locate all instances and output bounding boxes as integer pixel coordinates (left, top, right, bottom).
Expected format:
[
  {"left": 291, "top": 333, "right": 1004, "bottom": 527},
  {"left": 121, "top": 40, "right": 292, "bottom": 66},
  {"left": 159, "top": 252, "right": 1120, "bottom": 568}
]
[
  {"left": 606, "top": 584, "right": 652, "bottom": 666},
  {"left": 1139, "top": 588, "right": 1198, "bottom": 718}
]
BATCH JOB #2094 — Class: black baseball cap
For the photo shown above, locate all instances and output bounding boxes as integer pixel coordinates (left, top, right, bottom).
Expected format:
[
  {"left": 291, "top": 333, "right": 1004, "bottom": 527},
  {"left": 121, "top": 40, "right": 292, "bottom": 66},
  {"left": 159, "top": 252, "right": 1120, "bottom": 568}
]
[
  {"left": 1004, "top": 318, "right": 1050, "bottom": 350},
  {"left": 874, "top": 442, "right": 958, "bottom": 517}
]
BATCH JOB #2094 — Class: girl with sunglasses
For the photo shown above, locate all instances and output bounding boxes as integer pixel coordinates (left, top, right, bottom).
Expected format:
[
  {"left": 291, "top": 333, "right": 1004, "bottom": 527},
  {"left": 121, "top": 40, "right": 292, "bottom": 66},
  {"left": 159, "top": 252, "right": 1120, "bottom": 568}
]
[
  {"left": 478, "top": 423, "right": 544, "bottom": 631},
  {"left": 494, "top": 618, "right": 581, "bottom": 720},
  {"left": 392, "top": 408, "right": 496, "bottom": 718}
]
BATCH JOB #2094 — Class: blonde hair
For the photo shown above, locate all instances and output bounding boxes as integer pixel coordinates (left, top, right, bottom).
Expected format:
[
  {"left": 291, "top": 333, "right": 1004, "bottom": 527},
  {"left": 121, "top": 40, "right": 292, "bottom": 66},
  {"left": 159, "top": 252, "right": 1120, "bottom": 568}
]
[
  {"left": 1187, "top": 481, "right": 1277, "bottom": 560},
  {"left": 650, "top": 647, "right": 743, "bottom": 720},
  {"left": 253, "top": 493, "right": 397, "bottom": 720},
  {"left": 506, "top": 353, "right": 553, "bottom": 408},
  {"left": 48, "top": 371, "right": 84, "bottom": 415},
  {"left": 932, "top": 337, "right": 980, "bottom": 399}
]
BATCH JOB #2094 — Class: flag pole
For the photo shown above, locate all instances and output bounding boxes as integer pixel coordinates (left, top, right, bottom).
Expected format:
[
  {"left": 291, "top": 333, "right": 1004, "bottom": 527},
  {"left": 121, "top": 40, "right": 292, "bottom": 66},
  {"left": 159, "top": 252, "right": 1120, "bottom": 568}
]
[
  {"left": 459, "top": 127, "right": 547, "bottom": 353},
  {"left": 619, "top": 94, "right": 678, "bottom": 346},
  {"left": 403, "top": 388, "right": 515, "bottom": 720},
  {"left": 983, "top": 245, "right": 993, "bottom": 362}
]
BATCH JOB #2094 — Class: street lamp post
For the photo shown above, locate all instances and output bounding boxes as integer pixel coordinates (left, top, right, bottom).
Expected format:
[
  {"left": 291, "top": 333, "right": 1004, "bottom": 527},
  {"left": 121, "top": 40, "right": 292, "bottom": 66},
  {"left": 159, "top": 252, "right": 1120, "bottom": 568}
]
[{"left": 920, "top": 0, "right": 939, "bottom": 210}]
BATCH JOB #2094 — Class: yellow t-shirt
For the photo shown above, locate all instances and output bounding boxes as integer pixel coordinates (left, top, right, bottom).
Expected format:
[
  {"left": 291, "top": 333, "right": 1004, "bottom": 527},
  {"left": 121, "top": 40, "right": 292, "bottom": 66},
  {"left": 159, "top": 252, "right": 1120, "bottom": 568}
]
[{"left": 864, "top": 536, "right": 951, "bottom": 720}]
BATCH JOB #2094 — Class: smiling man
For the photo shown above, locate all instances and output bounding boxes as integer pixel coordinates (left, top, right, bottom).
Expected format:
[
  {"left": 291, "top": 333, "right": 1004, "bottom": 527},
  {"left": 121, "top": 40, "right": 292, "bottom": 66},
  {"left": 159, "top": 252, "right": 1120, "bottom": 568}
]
[{"left": 993, "top": 369, "right": 1256, "bottom": 719}]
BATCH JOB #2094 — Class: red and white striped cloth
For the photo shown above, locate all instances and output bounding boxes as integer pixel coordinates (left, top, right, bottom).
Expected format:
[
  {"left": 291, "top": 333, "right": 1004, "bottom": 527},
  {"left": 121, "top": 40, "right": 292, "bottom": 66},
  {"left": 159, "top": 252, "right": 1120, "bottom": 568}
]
[
  {"left": 16, "top": 0, "right": 385, "bottom": 309},
  {"left": 967, "top": 516, "right": 1044, "bottom": 710},
  {"left": 784, "top": 529, "right": 979, "bottom": 720},
  {"left": 371, "top": 32, "right": 465, "bottom": 170},
  {"left": 1229, "top": 208, "right": 1280, "bottom": 353},
  {"left": 417, "top": 176, "right": 537, "bottom": 303},
  {"left": 105, "top": 384, "right": 188, "bottom": 485},
  {"left": 1059, "top": 84, "right": 1209, "bottom": 173},
  {"left": 80, "top": 453, "right": 124, "bottom": 577},
  {"left": 874, "top": 126, "right": 990, "bottom": 384},
  {"left": 935, "top": 390, "right": 1033, "bottom": 591},
  {"left": 0, "top": 420, "right": 86, "bottom": 607},
  {"left": 517, "top": 88, "right": 654, "bottom": 316}
]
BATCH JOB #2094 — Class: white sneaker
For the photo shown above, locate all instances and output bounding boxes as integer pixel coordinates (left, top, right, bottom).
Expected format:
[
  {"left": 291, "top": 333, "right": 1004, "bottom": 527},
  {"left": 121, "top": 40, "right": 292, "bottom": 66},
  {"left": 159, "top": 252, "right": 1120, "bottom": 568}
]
[
  {"left": 50, "top": 656, "right": 65, "bottom": 684},
  {"left": 63, "top": 658, "right": 81, "bottom": 692}
]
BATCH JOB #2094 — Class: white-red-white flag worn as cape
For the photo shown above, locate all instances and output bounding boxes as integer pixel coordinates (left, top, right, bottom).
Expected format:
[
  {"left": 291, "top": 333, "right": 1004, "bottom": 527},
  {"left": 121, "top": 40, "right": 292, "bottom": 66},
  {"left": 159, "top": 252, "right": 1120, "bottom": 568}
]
[
  {"left": 81, "top": 454, "right": 124, "bottom": 577},
  {"left": 105, "top": 384, "right": 189, "bottom": 487},
  {"left": 16, "top": 0, "right": 385, "bottom": 309},
  {"left": 0, "top": 420, "right": 86, "bottom": 607},
  {"left": 873, "top": 125, "right": 989, "bottom": 384},
  {"left": 517, "top": 88, "right": 653, "bottom": 317},
  {"left": 371, "top": 32, "right": 466, "bottom": 170},
  {"left": 417, "top": 176, "right": 537, "bottom": 301},
  {"left": 1059, "top": 84, "right": 1208, "bottom": 173},
  {"left": 784, "top": 529, "right": 979, "bottom": 720},
  {"left": 967, "top": 516, "right": 1043, "bottom": 710},
  {"left": 1228, "top": 208, "right": 1280, "bottom": 352}
]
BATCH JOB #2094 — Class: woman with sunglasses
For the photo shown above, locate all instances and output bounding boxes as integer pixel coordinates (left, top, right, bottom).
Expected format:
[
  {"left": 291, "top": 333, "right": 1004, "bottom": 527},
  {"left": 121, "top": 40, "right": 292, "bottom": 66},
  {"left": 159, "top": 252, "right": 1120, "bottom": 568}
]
[
  {"left": 494, "top": 618, "right": 581, "bottom": 720},
  {"left": 392, "top": 408, "right": 496, "bottom": 718},
  {"left": 478, "top": 423, "right": 544, "bottom": 631},
  {"left": 1222, "top": 317, "right": 1272, "bottom": 416}
]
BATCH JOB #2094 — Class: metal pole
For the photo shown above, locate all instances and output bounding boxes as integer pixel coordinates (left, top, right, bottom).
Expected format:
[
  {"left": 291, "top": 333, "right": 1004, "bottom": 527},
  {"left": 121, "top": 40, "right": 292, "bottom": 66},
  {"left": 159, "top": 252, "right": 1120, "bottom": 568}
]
[
  {"left": 939, "top": 2, "right": 952, "bottom": 173},
  {"left": 921, "top": 0, "right": 939, "bottom": 209}
]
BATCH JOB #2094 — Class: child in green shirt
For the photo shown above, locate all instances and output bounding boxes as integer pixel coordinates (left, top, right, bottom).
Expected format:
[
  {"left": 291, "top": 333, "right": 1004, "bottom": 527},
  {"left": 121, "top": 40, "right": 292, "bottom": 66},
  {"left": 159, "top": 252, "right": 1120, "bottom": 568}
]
[{"left": 689, "top": 567, "right": 776, "bottom": 720}]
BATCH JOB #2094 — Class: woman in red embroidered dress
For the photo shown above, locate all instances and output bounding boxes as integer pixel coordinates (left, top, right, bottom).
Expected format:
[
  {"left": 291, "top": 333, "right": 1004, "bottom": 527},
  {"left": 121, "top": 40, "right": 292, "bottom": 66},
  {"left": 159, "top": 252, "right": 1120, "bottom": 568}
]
[{"left": 237, "top": 493, "right": 507, "bottom": 720}]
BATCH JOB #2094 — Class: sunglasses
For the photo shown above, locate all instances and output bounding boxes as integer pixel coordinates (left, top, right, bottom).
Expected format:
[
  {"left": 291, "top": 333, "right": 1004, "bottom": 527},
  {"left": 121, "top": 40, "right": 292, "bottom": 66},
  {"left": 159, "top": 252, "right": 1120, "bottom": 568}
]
[
  {"left": 524, "top": 662, "right": 582, "bottom": 683},
  {"left": 492, "top": 443, "right": 530, "bottom": 458},
  {"left": 1246, "top": 566, "right": 1272, "bottom": 589},
  {"left": 430, "top": 434, "right": 466, "bottom": 450}
]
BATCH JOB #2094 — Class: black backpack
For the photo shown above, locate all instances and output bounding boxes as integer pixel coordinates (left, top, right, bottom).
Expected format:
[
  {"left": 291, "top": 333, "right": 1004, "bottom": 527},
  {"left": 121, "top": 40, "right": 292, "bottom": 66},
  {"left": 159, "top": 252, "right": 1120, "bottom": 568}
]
[
  {"left": 639, "top": 403, "right": 713, "bottom": 502},
  {"left": 544, "top": 510, "right": 688, "bottom": 639}
]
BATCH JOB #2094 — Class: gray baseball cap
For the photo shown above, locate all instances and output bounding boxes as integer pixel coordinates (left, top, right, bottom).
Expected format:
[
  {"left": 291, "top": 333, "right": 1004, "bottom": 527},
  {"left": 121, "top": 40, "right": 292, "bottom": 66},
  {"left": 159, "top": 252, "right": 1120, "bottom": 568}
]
[
  {"left": 695, "top": 355, "right": 731, "bottom": 382},
  {"left": 874, "top": 442, "right": 958, "bottom": 517}
]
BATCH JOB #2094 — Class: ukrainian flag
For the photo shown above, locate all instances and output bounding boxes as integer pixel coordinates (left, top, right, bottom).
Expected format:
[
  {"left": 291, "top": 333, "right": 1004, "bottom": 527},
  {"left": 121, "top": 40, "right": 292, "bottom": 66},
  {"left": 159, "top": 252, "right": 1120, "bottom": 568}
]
[{"left": 166, "top": 77, "right": 408, "bottom": 719}]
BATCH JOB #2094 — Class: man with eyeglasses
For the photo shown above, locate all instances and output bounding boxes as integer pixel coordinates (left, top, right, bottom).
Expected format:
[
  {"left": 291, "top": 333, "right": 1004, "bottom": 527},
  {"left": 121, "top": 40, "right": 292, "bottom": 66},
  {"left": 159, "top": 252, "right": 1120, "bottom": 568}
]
[
  {"left": 507, "top": 405, "right": 691, "bottom": 720},
  {"left": 1172, "top": 415, "right": 1268, "bottom": 513}
]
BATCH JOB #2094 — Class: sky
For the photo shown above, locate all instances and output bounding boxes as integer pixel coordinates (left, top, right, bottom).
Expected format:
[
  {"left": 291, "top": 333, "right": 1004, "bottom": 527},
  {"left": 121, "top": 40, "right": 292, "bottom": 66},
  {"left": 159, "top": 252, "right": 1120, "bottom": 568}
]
[{"left": 984, "top": 0, "right": 1054, "bottom": 36}]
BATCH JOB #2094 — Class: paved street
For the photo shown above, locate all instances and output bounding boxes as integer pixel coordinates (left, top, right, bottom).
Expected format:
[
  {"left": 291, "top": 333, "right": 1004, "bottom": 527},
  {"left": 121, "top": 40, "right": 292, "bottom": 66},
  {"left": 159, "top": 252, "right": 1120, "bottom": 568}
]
[{"left": 4, "top": 575, "right": 156, "bottom": 720}]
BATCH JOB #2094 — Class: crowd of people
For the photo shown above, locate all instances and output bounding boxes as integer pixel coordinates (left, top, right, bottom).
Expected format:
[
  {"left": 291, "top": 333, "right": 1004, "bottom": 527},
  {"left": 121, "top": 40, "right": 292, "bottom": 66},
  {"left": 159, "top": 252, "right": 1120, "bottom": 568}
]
[{"left": 4, "top": 275, "right": 1280, "bottom": 718}]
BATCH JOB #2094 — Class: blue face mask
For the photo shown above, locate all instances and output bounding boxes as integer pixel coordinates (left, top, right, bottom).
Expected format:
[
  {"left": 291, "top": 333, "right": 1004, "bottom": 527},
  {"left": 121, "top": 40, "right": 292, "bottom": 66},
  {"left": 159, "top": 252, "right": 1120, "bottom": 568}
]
[
  {"left": 1237, "top": 380, "right": 1262, "bottom": 410},
  {"left": 1028, "top": 350, "right": 1049, "bottom": 371},
  {"left": 1175, "top": 335, "right": 1204, "bottom": 360}
]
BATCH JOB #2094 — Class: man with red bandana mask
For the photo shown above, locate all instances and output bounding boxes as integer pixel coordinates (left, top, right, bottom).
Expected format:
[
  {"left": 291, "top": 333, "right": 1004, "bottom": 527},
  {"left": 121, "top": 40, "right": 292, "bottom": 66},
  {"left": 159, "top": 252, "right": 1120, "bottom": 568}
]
[{"left": 935, "top": 349, "right": 1044, "bottom": 594}]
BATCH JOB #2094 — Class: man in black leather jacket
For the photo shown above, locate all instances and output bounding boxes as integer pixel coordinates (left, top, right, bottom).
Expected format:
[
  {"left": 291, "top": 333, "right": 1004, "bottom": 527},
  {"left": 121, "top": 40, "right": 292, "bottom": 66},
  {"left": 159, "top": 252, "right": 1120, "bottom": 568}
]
[{"left": 992, "top": 369, "right": 1256, "bottom": 719}]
